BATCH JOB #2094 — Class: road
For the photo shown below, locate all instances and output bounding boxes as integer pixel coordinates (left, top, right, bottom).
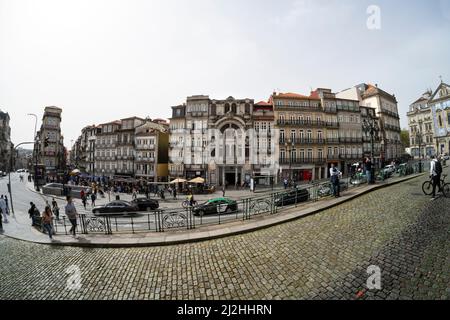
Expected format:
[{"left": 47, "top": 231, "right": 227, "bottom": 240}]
[{"left": 0, "top": 172, "right": 448, "bottom": 300}]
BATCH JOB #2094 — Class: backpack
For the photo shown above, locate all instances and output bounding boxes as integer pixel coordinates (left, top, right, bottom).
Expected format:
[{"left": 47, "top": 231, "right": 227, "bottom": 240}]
[{"left": 435, "top": 160, "right": 442, "bottom": 175}]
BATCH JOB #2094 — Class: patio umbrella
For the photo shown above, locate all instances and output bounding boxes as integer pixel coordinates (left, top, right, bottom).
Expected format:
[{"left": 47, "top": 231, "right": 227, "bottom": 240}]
[
  {"left": 170, "top": 178, "right": 187, "bottom": 184},
  {"left": 188, "top": 177, "right": 205, "bottom": 184},
  {"left": 69, "top": 169, "right": 81, "bottom": 176}
]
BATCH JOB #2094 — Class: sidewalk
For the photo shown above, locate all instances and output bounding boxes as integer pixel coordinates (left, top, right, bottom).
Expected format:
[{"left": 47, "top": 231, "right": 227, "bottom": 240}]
[{"left": 2, "top": 172, "right": 426, "bottom": 248}]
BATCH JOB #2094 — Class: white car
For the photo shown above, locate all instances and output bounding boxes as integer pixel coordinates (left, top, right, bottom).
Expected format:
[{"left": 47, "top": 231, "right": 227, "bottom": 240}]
[{"left": 383, "top": 165, "right": 396, "bottom": 175}]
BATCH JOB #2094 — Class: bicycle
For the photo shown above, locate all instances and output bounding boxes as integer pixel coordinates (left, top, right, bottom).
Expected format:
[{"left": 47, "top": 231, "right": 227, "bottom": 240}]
[
  {"left": 182, "top": 197, "right": 198, "bottom": 208},
  {"left": 422, "top": 174, "right": 450, "bottom": 197}
]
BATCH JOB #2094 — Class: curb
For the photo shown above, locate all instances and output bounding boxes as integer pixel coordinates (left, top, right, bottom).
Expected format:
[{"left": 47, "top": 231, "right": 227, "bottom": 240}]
[{"left": 3, "top": 172, "right": 428, "bottom": 248}]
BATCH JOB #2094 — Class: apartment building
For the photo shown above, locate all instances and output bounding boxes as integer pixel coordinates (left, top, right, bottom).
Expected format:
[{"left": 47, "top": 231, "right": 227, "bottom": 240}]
[
  {"left": 95, "top": 121, "right": 121, "bottom": 178},
  {"left": 273, "top": 91, "right": 341, "bottom": 181},
  {"left": 36, "top": 106, "right": 65, "bottom": 177},
  {"left": 407, "top": 90, "right": 435, "bottom": 158},
  {"left": 134, "top": 119, "right": 169, "bottom": 182},
  {"left": 337, "top": 84, "right": 402, "bottom": 163},
  {"left": 429, "top": 81, "right": 450, "bottom": 155},
  {"left": 0, "top": 109, "right": 12, "bottom": 172}
]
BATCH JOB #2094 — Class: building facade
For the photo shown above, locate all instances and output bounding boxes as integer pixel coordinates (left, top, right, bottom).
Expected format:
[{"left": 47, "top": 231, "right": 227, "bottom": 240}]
[
  {"left": 35, "top": 106, "right": 65, "bottom": 177},
  {"left": 0, "top": 110, "right": 12, "bottom": 172},
  {"left": 407, "top": 90, "right": 435, "bottom": 158},
  {"left": 337, "top": 84, "right": 403, "bottom": 164},
  {"left": 134, "top": 119, "right": 169, "bottom": 182},
  {"left": 169, "top": 95, "right": 261, "bottom": 186},
  {"left": 429, "top": 81, "right": 450, "bottom": 156}
]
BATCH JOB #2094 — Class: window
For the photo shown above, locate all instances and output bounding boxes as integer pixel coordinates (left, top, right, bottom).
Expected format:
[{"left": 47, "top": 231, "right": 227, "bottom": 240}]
[
  {"left": 280, "top": 130, "right": 285, "bottom": 142},
  {"left": 307, "top": 130, "right": 312, "bottom": 141},
  {"left": 290, "top": 130, "right": 296, "bottom": 142},
  {"left": 318, "top": 149, "right": 323, "bottom": 160}
]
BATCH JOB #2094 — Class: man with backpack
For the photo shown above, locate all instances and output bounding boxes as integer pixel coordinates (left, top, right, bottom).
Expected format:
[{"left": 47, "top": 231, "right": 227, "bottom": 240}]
[{"left": 430, "top": 155, "right": 443, "bottom": 199}]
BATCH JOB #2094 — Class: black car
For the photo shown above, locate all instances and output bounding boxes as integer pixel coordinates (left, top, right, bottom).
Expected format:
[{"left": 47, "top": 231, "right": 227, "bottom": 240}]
[
  {"left": 92, "top": 201, "right": 139, "bottom": 215},
  {"left": 193, "top": 198, "right": 238, "bottom": 216},
  {"left": 131, "top": 198, "right": 159, "bottom": 211},
  {"left": 275, "top": 189, "right": 310, "bottom": 207}
]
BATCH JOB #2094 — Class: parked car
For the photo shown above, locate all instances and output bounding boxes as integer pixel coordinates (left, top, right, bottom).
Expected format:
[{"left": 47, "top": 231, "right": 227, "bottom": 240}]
[
  {"left": 0, "top": 171, "right": 6, "bottom": 177},
  {"left": 92, "top": 201, "right": 139, "bottom": 215},
  {"left": 382, "top": 165, "right": 396, "bottom": 177},
  {"left": 130, "top": 198, "right": 159, "bottom": 211},
  {"left": 193, "top": 198, "right": 238, "bottom": 216},
  {"left": 275, "top": 189, "right": 310, "bottom": 207},
  {"left": 443, "top": 154, "right": 450, "bottom": 161}
]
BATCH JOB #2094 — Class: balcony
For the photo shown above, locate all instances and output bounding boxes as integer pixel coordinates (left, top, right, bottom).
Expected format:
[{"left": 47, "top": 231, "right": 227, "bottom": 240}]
[
  {"left": 279, "top": 158, "right": 326, "bottom": 165},
  {"left": 339, "top": 138, "right": 363, "bottom": 144},
  {"left": 277, "top": 120, "right": 339, "bottom": 128},
  {"left": 380, "top": 109, "right": 400, "bottom": 119},
  {"left": 279, "top": 138, "right": 330, "bottom": 145},
  {"left": 116, "top": 155, "right": 135, "bottom": 161},
  {"left": 135, "top": 157, "right": 155, "bottom": 163},
  {"left": 136, "top": 144, "right": 155, "bottom": 150},
  {"left": 384, "top": 124, "right": 401, "bottom": 132},
  {"left": 339, "top": 154, "right": 363, "bottom": 160}
]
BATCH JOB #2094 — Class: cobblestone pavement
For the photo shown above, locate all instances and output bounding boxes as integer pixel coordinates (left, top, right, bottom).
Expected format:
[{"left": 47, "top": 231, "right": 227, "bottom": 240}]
[{"left": 0, "top": 175, "right": 448, "bottom": 300}]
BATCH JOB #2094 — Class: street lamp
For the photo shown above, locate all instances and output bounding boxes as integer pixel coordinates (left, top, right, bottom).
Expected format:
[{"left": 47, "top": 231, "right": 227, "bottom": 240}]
[
  {"left": 28, "top": 113, "right": 39, "bottom": 191},
  {"left": 362, "top": 114, "right": 380, "bottom": 184},
  {"left": 415, "top": 129, "right": 424, "bottom": 173}
]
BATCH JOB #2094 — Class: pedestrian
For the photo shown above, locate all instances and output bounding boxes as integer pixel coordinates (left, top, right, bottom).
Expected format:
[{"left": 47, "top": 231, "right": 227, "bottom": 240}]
[
  {"left": 132, "top": 188, "right": 137, "bottom": 200},
  {"left": 283, "top": 178, "right": 288, "bottom": 189},
  {"left": 91, "top": 193, "right": 96, "bottom": 207},
  {"left": 173, "top": 187, "right": 177, "bottom": 200},
  {"left": 145, "top": 186, "right": 150, "bottom": 199},
  {"left": 28, "top": 202, "right": 39, "bottom": 226},
  {"left": 160, "top": 189, "right": 165, "bottom": 200},
  {"left": 80, "top": 189, "right": 85, "bottom": 200},
  {"left": 82, "top": 194, "right": 87, "bottom": 210},
  {"left": 329, "top": 164, "right": 342, "bottom": 198},
  {"left": 65, "top": 196, "right": 78, "bottom": 237},
  {"left": 365, "top": 157, "right": 373, "bottom": 184},
  {"left": 222, "top": 184, "right": 226, "bottom": 197},
  {"left": 430, "top": 155, "right": 443, "bottom": 199},
  {"left": 4, "top": 195, "right": 8, "bottom": 213},
  {"left": 42, "top": 206, "right": 54, "bottom": 240},
  {"left": 51, "top": 197, "right": 60, "bottom": 220},
  {"left": 154, "top": 184, "right": 159, "bottom": 197},
  {"left": 0, "top": 196, "right": 7, "bottom": 223}
]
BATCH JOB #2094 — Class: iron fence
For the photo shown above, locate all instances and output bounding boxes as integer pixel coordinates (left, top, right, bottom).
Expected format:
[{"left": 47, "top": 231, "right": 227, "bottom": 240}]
[{"left": 48, "top": 160, "right": 425, "bottom": 236}]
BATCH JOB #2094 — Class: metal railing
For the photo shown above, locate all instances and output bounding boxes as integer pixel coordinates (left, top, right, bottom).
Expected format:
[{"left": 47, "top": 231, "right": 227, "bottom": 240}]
[{"left": 46, "top": 160, "right": 423, "bottom": 236}]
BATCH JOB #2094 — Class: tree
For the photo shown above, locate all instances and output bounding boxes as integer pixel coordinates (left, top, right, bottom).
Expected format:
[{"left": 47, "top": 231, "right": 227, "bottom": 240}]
[{"left": 400, "top": 129, "right": 410, "bottom": 148}]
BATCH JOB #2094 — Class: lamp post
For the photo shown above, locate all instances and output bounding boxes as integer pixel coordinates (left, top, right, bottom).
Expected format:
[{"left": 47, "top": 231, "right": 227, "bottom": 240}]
[
  {"left": 362, "top": 114, "right": 380, "bottom": 184},
  {"left": 28, "top": 113, "right": 39, "bottom": 190},
  {"left": 415, "top": 129, "right": 424, "bottom": 173}
]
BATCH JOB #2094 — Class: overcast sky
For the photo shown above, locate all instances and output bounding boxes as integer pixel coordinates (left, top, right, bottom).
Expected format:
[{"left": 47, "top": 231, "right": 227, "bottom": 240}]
[{"left": 1, "top": 0, "right": 449, "bottom": 148}]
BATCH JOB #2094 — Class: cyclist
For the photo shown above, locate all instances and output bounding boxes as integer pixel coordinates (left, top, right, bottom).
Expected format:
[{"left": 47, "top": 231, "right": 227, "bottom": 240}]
[{"left": 430, "top": 155, "right": 443, "bottom": 199}]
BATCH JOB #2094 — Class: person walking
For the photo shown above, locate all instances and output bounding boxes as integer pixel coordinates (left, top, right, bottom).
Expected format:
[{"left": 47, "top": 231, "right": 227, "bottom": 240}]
[
  {"left": 430, "top": 155, "right": 443, "bottom": 199},
  {"left": 222, "top": 184, "right": 226, "bottom": 197},
  {"left": 42, "top": 206, "right": 54, "bottom": 240},
  {"left": 65, "top": 196, "right": 78, "bottom": 237},
  {"left": 365, "top": 157, "right": 373, "bottom": 184},
  {"left": 51, "top": 198, "right": 60, "bottom": 220},
  {"left": 173, "top": 187, "right": 177, "bottom": 200},
  {"left": 0, "top": 196, "right": 7, "bottom": 223},
  {"left": 329, "top": 164, "right": 342, "bottom": 198},
  {"left": 90, "top": 193, "right": 96, "bottom": 207},
  {"left": 132, "top": 188, "right": 137, "bottom": 200},
  {"left": 82, "top": 194, "right": 87, "bottom": 210},
  {"left": 28, "top": 202, "right": 39, "bottom": 226}
]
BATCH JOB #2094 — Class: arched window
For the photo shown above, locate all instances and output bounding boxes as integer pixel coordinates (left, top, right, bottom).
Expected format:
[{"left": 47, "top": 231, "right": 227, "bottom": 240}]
[
  {"left": 231, "top": 103, "right": 237, "bottom": 114},
  {"left": 211, "top": 104, "right": 216, "bottom": 116},
  {"left": 439, "top": 115, "right": 443, "bottom": 127},
  {"left": 224, "top": 103, "right": 230, "bottom": 113}
]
